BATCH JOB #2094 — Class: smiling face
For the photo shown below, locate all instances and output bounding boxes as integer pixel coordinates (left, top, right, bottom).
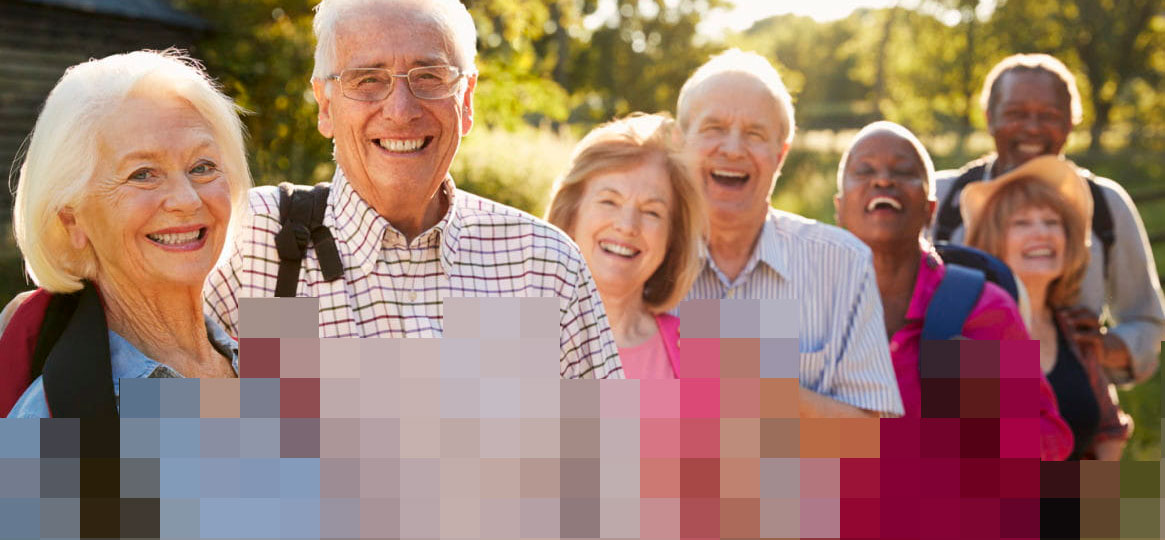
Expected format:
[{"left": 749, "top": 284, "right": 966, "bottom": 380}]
[
  {"left": 835, "top": 130, "right": 934, "bottom": 247},
  {"left": 63, "top": 95, "right": 231, "bottom": 291},
  {"left": 312, "top": 5, "right": 474, "bottom": 224},
  {"left": 1002, "top": 205, "right": 1067, "bottom": 291},
  {"left": 571, "top": 159, "right": 673, "bottom": 303},
  {"left": 682, "top": 72, "right": 789, "bottom": 231},
  {"left": 988, "top": 69, "right": 1072, "bottom": 175}
]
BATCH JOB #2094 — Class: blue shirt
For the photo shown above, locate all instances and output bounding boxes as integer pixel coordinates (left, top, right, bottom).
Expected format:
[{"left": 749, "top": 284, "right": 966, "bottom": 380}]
[
  {"left": 7, "top": 316, "right": 239, "bottom": 418},
  {"left": 684, "top": 208, "right": 903, "bottom": 417}
]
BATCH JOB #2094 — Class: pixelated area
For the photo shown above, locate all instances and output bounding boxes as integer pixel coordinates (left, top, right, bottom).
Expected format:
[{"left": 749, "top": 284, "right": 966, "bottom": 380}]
[{"left": 0, "top": 298, "right": 1160, "bottom": 538}]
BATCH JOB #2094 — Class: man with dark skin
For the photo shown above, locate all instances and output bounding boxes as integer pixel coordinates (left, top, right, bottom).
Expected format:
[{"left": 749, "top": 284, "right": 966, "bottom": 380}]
[{"left": 933, "top": 53, "right": 1164, "bottom": 386}]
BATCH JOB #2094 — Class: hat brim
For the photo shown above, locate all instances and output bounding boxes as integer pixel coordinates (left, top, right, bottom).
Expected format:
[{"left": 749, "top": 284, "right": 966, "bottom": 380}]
[{"left": 959, "top": 155, "right": 1092, "bottom": 238}]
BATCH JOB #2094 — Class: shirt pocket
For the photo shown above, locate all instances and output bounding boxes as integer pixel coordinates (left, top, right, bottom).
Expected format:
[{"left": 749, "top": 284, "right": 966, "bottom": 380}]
[{"left": 798, "top": 348, "right": 829, "bottom": 392}]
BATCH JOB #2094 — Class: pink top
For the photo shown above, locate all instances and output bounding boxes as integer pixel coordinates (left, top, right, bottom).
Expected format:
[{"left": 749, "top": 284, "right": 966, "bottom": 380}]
[
  {"left": 890, "top": 248, "right": 1073, "bottom": 459},
  {"left": 618, "top": 314, "right": 680, "bottom": 379}
]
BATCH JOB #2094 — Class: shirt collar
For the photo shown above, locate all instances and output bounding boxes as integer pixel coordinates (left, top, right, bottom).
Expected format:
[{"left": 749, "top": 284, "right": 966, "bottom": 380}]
[
  {"left": 108, "top": 316, "right": 240, "bottom": 382},
  {"left": 980, "top": 154, "right": 998, "bottom": 181},
  {"left": 701, "top": 209, "right": 789, "bottom": 287},
  {"left": 329, "top": 167, "right": 462, "bottom": 277},
  {"left": 755, "top": 210, "right": 789, "bottom": 279},
  {"left": 904, "top": 240, "right": 945, "bottom": 321}
]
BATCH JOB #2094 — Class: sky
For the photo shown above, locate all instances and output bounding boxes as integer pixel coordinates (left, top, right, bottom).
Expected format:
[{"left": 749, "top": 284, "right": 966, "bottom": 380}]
[{"left": 698, "top": 0, "right": 900, "bottom": 34}]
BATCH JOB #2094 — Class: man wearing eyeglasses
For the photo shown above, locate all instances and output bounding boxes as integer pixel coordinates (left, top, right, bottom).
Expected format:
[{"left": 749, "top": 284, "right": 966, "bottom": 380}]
[{"left": 204, "top": 0, "right": 623, "bottom": 379}]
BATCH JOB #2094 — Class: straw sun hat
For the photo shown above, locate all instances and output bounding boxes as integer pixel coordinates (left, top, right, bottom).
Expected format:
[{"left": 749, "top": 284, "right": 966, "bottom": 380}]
[{"left": 959, "top": 155, "right": 1093, "bottom": 241}]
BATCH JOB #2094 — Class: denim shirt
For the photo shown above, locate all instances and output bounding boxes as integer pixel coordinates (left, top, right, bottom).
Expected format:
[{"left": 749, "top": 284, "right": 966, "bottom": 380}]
[{"left": 7, "top": 316, "right": 239, "bottom": 418}]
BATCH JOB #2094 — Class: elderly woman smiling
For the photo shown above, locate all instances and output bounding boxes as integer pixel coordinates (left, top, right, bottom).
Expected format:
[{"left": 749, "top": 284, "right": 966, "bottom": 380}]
[
  {"left": 547, "top": 114, "right": 705, "bottom": 378},
  {"left": 963, "top": 155, "right": 1131, "bottom": 460},
  {"left": 834, "top": 121, "right": 1072, "bottom": 459},
  {"left": 2, "top": 50, "right": 250, "bottom": 418}
]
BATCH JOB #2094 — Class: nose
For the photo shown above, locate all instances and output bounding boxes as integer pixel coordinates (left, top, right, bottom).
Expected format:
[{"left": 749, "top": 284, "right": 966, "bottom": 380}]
[
  {"left": 870, "top": 167, "right": 894, "bottom": 188},
  {"left": 613, "top": 205, "right": 640, "bottom": 235},
  {"left": 163, "top": 173, "right": 203, "bottom": 214},
  {"left": 717, "top": 130, "right": 746, "bottom": 159},
  {"left": 380, "top": 75, "right": 422, "bottom": 123}
]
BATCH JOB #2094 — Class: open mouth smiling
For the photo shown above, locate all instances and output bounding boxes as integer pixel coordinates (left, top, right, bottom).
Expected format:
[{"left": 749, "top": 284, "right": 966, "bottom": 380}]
[
  {"left": 599, "top": 240, "right": 641, "bottom": 259},
  {"left": 374, "top": 137, "right": 433, "bottom": 154},
  {"left": 146, "top": 227, "right": 207, "bottom": 250},
  {"left": 709, "top": 169, "right": 750, "bottom": 187},
  {"left": 865, "top": 196, "right": 902, "bottom": 213}
]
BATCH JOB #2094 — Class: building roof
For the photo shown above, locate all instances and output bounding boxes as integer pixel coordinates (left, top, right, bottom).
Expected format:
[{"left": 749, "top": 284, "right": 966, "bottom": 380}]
[{"left": 20, "top": 0, "right": 209, "bottom": 30}]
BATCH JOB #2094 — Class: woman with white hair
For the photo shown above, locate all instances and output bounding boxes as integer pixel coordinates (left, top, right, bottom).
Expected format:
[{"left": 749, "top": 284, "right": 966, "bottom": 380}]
[{"left": 1, "top": 49, "right": 252, "bottom": 418}]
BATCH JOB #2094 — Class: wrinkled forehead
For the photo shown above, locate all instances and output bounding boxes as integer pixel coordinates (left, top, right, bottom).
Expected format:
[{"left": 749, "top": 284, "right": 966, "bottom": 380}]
[
  {"left": 682, "top": 72, "right": 782, "bottom": 126},
  {"left": 847, "top": 129, "right": 924, "bottom": 166}
]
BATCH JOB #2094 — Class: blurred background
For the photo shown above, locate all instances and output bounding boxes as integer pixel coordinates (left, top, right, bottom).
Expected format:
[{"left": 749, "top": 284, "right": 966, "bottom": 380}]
[{"left": 0, "top": 0, "right": 1161, "bottom": 459}]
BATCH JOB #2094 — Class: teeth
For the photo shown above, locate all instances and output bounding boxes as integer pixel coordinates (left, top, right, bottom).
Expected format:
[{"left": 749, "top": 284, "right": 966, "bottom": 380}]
[
  {"left": 147, "top": 230, "right": 201, "bottom": 245},
  {"left": 1017, "top": 143, "right": 1044, "bottom": 154},
  {"left": 711, "top": 169, "right": 748, "bottom": 179},
  {"left": 1024, "top": 247, "right": 1053, "bottom": 257},
  {"left": 866, "top": 196, "right": 902, "bottom": 212},
  {"left": 599, "top": 241, "right": 638, "bottom": 257},
  {"left": 378, "top": 138, "right": 425, "bottom": 153}
]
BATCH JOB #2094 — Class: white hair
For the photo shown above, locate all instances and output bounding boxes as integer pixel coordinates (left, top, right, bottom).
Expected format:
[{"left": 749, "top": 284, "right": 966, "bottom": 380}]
[
  {"left": 12, "top": 49, "right": 251, "bottom": 293},
  {"left": 836, "top": 121, "right": 936, "bottom": 201},
  {"left": 676, "top": 48, "right": 796, "bottom": 144},
  {"left": 311, "top": 0, "right": 478, "bottom": 82}
]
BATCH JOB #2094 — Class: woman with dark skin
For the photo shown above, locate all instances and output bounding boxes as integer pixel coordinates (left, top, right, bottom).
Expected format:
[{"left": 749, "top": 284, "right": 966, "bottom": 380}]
[{"left": 835, "top": 121, "right": 1071, "bottom": 458}]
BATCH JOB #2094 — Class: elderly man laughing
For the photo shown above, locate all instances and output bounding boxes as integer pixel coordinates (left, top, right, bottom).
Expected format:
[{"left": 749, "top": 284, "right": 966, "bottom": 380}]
[
  {"left": 205, "top": 0, "right": 621, "bottom": 379},
  {"left": 677, "top": 50, "right": 902, "bottom": 417}
]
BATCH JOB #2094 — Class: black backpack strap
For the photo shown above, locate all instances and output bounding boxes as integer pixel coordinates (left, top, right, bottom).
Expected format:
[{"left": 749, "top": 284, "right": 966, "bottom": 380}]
[
  {"left": 30, "top": 290, "right": 82, "bottom": 381},
  {"left": 922, "top": 264, "right": 986, "bottom": 341},
  {"left": 274, "top": 182, "right": 344, "bottom": 297},
  {"left": 1083, "top": 173, "right": 1115, "bottom": 279},
  {"left": 933, "top": 162, "right": 989, "bottom": 243},
  {"left": 40, "top": 282, "right": 117, "bottom": 418}
]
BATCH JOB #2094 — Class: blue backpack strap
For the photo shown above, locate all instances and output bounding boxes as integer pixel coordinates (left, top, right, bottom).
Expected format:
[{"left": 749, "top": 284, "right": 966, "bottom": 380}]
[{"left": 922, "top": 264, "right": 986, "bottom": 341}]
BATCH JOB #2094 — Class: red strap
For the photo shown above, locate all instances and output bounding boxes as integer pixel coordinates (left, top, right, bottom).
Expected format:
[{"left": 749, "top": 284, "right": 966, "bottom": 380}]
[{"left": 0, "top": 289, "right": 50, "bottom": 416}]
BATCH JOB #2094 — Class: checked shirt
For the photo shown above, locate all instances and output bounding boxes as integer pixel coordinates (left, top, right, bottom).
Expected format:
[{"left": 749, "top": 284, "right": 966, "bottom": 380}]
[{"left": 204, "top": 169, "right": 623, "bottom": 379}]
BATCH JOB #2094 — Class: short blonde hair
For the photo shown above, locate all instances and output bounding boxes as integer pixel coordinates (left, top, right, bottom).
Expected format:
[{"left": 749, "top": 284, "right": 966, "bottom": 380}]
[
  {"left": 13, "top": 49, "right": 251, "bottom": 293},
  {"left": 965, "top": 178, "right": 1090, "bottom": 308},
  {"left": 676, "top": 48, "right": 796, "bottom": 144},
  {"left": 546, "top": 114, "right": 706, "bottom": 314}
]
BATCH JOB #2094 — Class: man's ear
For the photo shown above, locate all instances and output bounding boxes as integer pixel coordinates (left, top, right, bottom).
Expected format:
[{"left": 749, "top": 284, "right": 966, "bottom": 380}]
[
  {"left": 312, "top": 78, "right": 335, "bottom": 139},
  {"left": 460, "top": 74, "right": 477, "bottom": 137},
  {"left": 59, "top": 207, "right": 88, "bottom": 250},
  {"left": 833, "top": 194, "right": 843, "bottom": 227}
]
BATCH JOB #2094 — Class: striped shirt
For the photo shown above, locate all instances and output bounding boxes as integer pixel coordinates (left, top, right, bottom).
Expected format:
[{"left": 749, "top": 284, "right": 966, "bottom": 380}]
[
  {"left": 203, "top": 169, "right": 622, "bottom": 379},
  {"left": 684, "top": 208, "right": 903, "bottom": 416}
]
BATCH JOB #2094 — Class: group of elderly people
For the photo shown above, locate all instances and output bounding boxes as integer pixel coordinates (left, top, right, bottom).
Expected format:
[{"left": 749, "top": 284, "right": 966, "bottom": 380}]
[{"left": 3, "top": 0, "right": 1164, "bottom": 462}]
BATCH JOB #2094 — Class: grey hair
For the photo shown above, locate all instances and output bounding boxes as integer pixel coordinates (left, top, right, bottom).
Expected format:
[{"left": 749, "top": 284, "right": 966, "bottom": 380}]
[
  {"left": 676, "top": 48, "right": 796, "bottom": 144},
  {"left": 836, "top": 121, "right": 936, "bottom": 201},
  {"left": 311, "top": 0, "right": 478, "bottom": 82},
  {"left": 12, "top": 49, "right": 251, "bottom": 293},
  {"left": 980, "top": 53, "right": 1083, "bottom": 126}
]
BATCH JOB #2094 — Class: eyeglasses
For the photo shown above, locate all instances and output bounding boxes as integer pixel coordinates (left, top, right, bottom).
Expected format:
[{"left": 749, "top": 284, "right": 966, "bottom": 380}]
[{"left": 327, "top": 65, "right": 469, "bottom": 101}]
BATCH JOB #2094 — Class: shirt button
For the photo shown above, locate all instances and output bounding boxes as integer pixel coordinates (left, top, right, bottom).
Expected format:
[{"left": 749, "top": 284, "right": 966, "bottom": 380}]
[
  {"left": 409, "top": 291, "right": 418, "bottom": 302},
  {"left": 890, "top": 342, "right": 900, "bottom": 352},
  {"left": 727, "top": 289, "right": 737, "bottom": 299}
]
